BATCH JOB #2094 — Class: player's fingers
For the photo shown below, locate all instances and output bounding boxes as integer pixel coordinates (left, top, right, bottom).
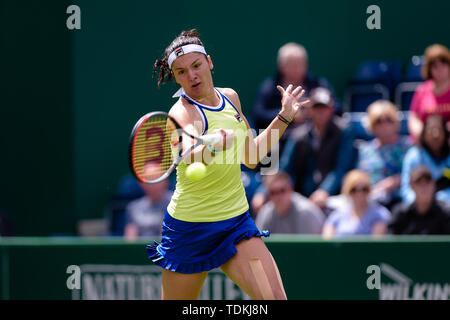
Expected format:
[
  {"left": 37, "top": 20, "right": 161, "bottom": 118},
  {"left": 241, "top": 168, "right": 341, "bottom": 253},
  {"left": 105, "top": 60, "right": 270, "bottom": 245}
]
[
  {"left": 291, "top": 86, "right": 303, "bottom": 97},
  {"left": 276, "top": 85, "right": 285, "bottom": 95},
  {"left": 295, "top": 89, "right": 306, "bottom": 100},
  {"left": 298, "top": 99, "right": 310, "bottom": 107},
  {"left": 213, "top": 129, "right": 226, "bottom": 144},
  {"left": 224, "top": 129, "right": 234, "bottom": 139},
  {"left": 285, "top": 84, "right": 293, "bottom": 94},
  {"left": 219, "top": 129, "right": 227, "bottom": 142},
  {"left": 293, "top": 99, "right": 309, "bottom": 113},
  {"left": 225, "top": 129, "right": 235, "bottom": 150}
]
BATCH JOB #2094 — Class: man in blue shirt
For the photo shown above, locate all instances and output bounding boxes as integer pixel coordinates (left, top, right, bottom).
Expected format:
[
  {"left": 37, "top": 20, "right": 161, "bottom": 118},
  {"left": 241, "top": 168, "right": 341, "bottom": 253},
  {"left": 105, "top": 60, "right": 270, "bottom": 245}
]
[{"left": 279, "top": 87, "right": 356, "bottom": 211}]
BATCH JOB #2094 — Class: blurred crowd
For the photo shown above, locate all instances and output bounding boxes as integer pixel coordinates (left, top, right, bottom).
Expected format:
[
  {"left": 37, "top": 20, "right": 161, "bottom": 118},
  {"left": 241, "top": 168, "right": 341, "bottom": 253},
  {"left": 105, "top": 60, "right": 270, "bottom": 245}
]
[{"left": 102, "top": 42, "right": 450, "bottom": 240}]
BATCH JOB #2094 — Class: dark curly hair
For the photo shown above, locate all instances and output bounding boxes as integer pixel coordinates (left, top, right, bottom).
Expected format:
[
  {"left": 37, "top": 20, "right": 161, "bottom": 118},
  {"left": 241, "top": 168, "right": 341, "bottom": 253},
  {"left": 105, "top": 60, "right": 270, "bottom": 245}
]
[{"left": 153, "top": 29, "right": 205, "bottom": 88}]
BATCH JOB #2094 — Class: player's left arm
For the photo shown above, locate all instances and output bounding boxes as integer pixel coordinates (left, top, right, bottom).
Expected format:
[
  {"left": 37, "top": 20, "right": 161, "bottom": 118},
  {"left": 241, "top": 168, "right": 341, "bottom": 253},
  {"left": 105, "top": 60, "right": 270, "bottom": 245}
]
[{"left": 220, "top": 87, "right": 309, "bottom": 169}]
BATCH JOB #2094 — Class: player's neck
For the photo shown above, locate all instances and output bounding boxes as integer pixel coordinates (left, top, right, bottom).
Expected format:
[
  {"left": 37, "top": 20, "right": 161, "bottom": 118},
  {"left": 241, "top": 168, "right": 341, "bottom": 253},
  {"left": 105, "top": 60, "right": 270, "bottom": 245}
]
[
  {"left": 198, "top": 90, "right": 220, "bottom": 106},
  {"left": 187, "top": 87, "right": 220, "bottom": 106}
]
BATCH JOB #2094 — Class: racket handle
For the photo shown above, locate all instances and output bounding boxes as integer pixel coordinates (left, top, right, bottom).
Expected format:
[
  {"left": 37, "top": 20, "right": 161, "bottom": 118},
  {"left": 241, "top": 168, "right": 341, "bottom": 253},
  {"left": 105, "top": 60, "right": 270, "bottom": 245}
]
[{"left": 201, "top": 133, "right": 222, "bottom": 145}]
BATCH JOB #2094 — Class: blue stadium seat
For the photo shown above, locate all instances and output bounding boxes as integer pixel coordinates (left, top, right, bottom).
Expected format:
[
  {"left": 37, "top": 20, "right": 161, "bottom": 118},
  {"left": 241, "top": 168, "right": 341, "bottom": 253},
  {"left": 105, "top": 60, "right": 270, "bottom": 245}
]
[
  {"left": 115, "top": 174, "right": 145, "bottom": 199},
  {"left": 353, "top": 60, "right": 402, "bottom": 96},
  {"left": 345, "top": 59, "right": 404, "bottom": 112},
  {"left": 405, "top": 55, "right": 424, "bottom": 82},
  {"left": 354, "top": 60, "right": 390, "bottom": 83},
  {"left": 105, "top": 174, "right": 144, "bottom": 236},
  {"left": 344, "top": 83, "right": 390, "bottom": 112},
  {"left": 395, "top": 81, "right": 422, "bottom": 111},
  {"left": 398, "top": 111, "right": 410, "bottom": 136},
  {"left": 343, "top": 112, "right": 373, "bottom": 141},
  {"left": 392, "top": 55, "right": 424, "bottom": 111},
  {"left": 393, "top": 56, "right": 424, "bottom": 111},
  {"left": 389, "top": 61, "right": 403, "bottom": 92}
]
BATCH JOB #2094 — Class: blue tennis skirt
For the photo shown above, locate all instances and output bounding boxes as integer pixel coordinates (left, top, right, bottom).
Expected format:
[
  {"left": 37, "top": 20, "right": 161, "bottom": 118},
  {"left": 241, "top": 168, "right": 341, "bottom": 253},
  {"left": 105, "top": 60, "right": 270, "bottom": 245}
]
[{"left": 146, "top": 210, "right": 270, "bottom": 274}]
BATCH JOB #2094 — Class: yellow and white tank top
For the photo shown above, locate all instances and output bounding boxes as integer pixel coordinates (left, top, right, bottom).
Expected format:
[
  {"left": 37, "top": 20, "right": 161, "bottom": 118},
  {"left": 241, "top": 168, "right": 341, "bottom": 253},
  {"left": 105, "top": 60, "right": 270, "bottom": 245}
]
[{"left": 167, "top": 88, "right": 249, "bottom": 222}]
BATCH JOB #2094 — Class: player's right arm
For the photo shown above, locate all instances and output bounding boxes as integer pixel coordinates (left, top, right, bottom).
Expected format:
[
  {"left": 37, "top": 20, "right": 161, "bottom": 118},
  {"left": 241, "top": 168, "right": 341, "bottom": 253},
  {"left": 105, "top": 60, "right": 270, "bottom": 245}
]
[
  {"left": 221, "top": 86, "right": 309, "bottom": 169},
  {"left": 168, "top": 99, "right": 232, "bottom": 165}
]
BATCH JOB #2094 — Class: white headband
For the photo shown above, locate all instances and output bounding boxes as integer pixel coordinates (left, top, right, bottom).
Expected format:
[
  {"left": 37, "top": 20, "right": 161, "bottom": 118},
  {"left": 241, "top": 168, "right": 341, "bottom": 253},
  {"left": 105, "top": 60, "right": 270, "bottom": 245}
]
[{"left": 167, "top": 44, "right": 207, "bottom": 69}]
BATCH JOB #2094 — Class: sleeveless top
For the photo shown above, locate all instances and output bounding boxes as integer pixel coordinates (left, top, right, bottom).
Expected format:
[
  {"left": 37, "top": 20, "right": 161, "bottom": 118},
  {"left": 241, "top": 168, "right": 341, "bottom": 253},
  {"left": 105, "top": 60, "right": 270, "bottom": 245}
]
[{"left": 167, "top": 88, "right": 249, "bottom": 222}]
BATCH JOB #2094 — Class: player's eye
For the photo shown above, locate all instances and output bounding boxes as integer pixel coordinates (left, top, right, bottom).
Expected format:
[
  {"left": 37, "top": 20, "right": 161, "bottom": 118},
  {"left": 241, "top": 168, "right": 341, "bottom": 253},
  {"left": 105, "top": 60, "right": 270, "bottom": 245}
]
[
  {"left": 193, "top": 63, "right": 201, "bottom": 68},
  {"left": 177, "top": 70, "right": 185, "bottom": 75}
]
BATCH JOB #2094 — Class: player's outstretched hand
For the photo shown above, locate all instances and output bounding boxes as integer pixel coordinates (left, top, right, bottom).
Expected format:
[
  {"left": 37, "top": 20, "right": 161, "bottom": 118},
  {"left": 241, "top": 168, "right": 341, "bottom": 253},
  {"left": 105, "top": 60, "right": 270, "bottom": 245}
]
[{"left": 276, "top": 84, "right": 310, "bottom": 122}]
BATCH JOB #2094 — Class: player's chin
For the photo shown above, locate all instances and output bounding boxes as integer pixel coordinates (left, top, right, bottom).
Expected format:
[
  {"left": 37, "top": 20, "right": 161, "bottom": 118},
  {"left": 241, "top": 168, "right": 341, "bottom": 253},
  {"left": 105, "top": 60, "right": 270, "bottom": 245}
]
[
  {"left": 186, "top": 83, "right": 203, "bottom": 97},
  {"left": 191, "top": 82, "right": 202, "bottom": 91}
]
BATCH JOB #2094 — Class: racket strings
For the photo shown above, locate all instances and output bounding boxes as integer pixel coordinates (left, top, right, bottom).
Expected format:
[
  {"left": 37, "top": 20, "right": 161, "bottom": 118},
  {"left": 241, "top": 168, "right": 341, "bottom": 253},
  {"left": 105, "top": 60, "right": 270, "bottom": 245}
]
[{"left": 132, "top": 115, "right": 180, "bottom": 181}]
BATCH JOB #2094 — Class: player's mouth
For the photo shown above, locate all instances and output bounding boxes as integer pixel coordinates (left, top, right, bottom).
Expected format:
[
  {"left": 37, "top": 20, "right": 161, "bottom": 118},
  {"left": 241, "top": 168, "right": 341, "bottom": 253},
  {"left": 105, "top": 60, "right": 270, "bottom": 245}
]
[{"left": 192, "top": 82, "right": 201, "bottom": 88}]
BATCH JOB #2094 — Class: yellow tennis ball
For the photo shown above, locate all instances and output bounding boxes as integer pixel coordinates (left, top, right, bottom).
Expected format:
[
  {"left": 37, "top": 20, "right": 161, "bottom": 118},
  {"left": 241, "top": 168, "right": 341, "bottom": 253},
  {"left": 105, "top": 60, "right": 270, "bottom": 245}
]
[{"left": 186, "top": 162, "right": 207, "bottom": 181}]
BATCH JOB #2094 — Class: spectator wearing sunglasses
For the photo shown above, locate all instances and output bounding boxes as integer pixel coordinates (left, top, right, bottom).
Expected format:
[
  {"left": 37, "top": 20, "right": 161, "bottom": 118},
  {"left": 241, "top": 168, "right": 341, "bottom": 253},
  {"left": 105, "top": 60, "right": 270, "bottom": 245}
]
[
  {"left": 356, "top": 100, "right": 412, "bottom": 209},
  {"left": 322, "top": 170, "right": 390, "bottom": 238},
  {"left": 388, "top": 166, "right": 450, "bottom": 234},
  {"left": 255, "top": 171, "right": 325, "bottom": 234},
  {"left": 409, "top": 44, "right": 450, "bottom": 142}
]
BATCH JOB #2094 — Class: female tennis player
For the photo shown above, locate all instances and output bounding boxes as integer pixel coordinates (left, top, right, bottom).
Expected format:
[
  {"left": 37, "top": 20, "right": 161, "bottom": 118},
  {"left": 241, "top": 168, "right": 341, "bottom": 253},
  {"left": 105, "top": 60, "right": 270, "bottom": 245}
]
[{"left": 148, "top": 29, "right": 309, "bottom": 300}]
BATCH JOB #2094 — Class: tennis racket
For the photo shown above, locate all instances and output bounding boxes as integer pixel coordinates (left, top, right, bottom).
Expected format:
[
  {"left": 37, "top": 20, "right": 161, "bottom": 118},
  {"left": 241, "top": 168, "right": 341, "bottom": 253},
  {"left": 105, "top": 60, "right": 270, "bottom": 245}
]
[{"left": 128, "top": 111, "right": 222, "bottom": 184}]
